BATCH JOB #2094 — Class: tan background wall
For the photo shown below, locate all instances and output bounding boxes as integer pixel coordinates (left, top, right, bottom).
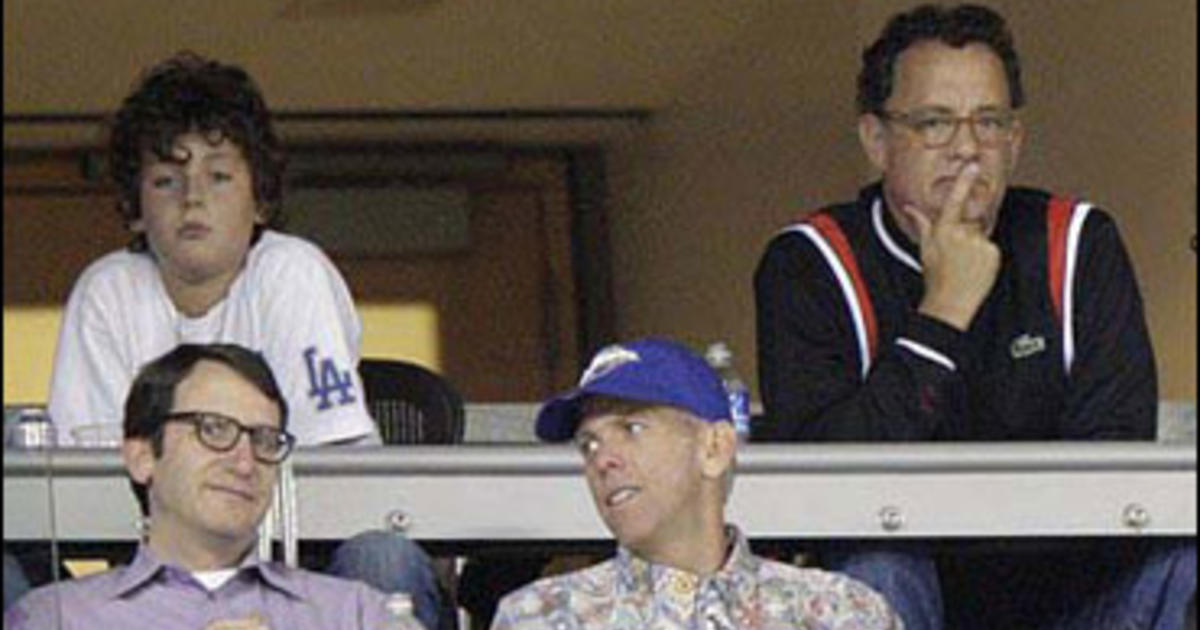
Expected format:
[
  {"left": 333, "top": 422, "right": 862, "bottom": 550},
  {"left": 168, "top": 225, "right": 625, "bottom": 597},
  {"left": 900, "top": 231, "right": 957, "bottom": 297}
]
[
  {"left": 607, "top": 0, "right": 1197, "bottom": 400},
  {"left": 4, "top": 1, "right": 1196, "bottom": 403}
]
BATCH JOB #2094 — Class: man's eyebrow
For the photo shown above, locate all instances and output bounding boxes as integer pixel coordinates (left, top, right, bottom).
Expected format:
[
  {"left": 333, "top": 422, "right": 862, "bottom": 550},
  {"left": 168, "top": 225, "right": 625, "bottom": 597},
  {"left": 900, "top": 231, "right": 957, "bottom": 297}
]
[
  {"left": 903, "top": 105, "right": 956, "bottom": 115},
  {"left": 904, "top": 104, "right": 1011, "bottom": 116}
]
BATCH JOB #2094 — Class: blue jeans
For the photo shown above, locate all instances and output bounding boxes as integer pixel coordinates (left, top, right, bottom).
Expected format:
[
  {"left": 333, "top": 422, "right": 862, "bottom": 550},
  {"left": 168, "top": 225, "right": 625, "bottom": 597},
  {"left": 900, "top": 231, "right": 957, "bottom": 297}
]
[
  {"left": 823, "top": 545, "right": 943, "bottom": 630},
  {"left": 3, "top": 551, "right": 31, "bottom": 611},
  {"left": 1056, "top": 539, "right": 1196, "bottom": 630},
  {"left": 826, "top": 540, "right": 1197, "bottom": 630},
  {"left": 326, "top": 530, "right": 444, "bottom": 630}
]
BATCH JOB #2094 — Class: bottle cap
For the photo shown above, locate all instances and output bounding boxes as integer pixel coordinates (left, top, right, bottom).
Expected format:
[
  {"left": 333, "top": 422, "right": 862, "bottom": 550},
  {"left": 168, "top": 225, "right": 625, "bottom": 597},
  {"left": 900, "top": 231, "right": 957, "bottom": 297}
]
[
  {"left": 705, "top": 342, "right": 732, "bottom": 367},
  {"left": 385, "top": 592, "right": 414, "bottom": 616}
]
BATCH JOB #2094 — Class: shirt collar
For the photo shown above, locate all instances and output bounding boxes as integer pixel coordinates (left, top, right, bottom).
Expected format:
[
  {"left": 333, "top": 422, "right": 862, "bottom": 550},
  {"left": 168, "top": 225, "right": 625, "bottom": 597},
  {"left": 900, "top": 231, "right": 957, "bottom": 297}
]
[
  {"left": 613, "top": 524, "right": 759, "bottom": 601},
  {"left": 107, "top": 544, "right": 165, "bottom": 599},
  {"left": 869, "top": 191, "right": 923, "bottom": 274},
  {"left": 108, "top": 543, "right": 306, "bottom": 601},
  {"left": 252, "top": 559, "right": 308, "bottom": 600}
]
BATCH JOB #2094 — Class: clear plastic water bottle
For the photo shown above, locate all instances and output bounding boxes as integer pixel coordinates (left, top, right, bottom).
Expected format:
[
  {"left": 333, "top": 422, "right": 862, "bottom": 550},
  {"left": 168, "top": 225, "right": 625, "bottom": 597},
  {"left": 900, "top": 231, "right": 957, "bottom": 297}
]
[
  {"left": 383, "top": 593, "right": 426, "bottom": 629},
  {"left": 6, "top": 408, "right": 56, "bottom": 449},
  {"left": 705, "top": 342, "right": 751, "bottom": 441}
]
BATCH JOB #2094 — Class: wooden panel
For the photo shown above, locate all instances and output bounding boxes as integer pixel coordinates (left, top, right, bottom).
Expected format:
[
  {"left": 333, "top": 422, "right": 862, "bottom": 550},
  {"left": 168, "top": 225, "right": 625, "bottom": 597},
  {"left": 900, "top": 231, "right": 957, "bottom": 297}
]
[
  {"left": 3, "top": 193, "right": 127, "bottom": 305},
  {"left": 336, "top": 155, "right": 579, "bottom": 400}
]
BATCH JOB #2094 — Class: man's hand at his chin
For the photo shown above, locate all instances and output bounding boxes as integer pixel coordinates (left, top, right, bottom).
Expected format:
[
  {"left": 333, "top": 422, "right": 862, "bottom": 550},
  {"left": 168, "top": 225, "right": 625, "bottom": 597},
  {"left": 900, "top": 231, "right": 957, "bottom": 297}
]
[{"left": 906, "top": 162, "right": 1001, "bottom": 331}]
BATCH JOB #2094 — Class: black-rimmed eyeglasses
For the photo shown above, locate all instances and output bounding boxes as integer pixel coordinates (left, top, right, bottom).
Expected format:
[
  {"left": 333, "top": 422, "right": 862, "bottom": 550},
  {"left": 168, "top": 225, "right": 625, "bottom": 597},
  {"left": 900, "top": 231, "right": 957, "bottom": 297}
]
[
  {"left": 879, "top": 109, "right": 1017, "bottom": 148},
  {"left": 163, "top": 411, "right": 295, "bottom": 464}
]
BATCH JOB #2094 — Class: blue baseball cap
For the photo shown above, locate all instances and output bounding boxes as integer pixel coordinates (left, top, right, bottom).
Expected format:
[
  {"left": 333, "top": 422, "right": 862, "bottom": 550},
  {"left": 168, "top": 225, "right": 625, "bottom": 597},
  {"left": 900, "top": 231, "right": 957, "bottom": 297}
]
[{"left": 535, "top": 338, "right": 731, "bottom": 442}]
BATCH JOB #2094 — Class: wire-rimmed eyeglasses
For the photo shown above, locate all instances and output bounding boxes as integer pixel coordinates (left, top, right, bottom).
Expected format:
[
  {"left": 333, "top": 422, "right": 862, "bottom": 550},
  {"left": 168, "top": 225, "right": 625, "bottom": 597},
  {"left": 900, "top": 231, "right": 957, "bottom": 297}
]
[
  {"left": 879, "top": 109, "right": 1017, "bottom": 148},
  {"left": 163, "top": 411, "right": 295, "bottom": 464}
]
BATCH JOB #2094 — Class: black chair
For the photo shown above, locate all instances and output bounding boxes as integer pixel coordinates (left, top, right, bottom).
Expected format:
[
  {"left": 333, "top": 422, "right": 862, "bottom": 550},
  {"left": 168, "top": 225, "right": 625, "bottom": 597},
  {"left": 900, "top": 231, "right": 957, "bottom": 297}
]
[
  {"left": 355, "top": 358, "right": 467, "bottom": 629},
  {"left": 357, "top": 358, "right": 465, "bottom": 445}
]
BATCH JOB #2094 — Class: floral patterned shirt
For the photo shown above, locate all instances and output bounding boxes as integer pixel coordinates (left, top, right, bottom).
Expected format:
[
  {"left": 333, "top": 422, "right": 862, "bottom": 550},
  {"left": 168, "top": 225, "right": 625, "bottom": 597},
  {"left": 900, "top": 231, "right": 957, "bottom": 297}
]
[{"left": 492, "top": 525, "right": 902, "bottom": 630}]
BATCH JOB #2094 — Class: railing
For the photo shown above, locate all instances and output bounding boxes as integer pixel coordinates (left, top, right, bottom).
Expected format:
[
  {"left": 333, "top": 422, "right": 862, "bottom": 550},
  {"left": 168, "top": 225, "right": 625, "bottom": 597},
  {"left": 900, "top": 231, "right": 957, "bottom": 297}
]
[{"left": 5, "top": 442, "right": 1195, "bottom": 559}]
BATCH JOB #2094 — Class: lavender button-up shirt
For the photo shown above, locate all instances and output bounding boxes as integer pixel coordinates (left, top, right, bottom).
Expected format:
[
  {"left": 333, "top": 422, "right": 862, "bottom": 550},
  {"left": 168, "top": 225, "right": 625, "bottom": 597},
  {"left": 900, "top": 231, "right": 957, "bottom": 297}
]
[{"left": 3, "top": 544, "right": 403, "bottom": 629}]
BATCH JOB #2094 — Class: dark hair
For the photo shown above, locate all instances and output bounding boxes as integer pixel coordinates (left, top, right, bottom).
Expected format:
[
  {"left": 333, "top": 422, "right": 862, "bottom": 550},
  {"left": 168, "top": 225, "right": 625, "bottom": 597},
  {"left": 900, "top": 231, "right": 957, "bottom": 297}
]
[
  {"left": 857, "top": 4, "right": 1024, "bottom": 115},
  {"left": 123, "top": 343, "right": 288, "bottom": 516},
  {"left": 109, "top": 51, "right": 287, "bottom": 252}
]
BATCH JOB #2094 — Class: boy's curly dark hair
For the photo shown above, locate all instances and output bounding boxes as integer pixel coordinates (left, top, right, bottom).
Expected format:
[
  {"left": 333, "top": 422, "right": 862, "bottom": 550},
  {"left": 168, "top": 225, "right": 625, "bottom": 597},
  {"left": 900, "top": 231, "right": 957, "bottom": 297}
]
[
  {"left": 857, "top": 4, "right": 1024, "bottom": 115},
  {"left": 109, "top": 51, "right": 286, "bottom": 251}
]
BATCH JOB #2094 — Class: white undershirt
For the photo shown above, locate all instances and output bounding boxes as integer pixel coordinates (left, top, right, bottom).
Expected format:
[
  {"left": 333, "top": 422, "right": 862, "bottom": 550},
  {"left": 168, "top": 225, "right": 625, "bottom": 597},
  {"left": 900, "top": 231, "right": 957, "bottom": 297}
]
[{"left": 192, "top": 567, "right": 239, "bottom": 591}]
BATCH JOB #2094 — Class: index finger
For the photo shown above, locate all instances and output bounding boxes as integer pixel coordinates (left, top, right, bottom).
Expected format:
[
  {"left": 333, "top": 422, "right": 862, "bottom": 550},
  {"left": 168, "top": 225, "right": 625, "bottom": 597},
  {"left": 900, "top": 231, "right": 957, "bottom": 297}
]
[{"left": 939, "top": 162, "right": 981, "bottom": 226}]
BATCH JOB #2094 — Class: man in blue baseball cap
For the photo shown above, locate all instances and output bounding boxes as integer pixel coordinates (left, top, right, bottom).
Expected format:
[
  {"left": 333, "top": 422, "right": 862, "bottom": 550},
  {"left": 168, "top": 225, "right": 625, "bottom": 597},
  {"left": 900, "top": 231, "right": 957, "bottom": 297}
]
[{"left": 492, "top": 338, "right": 901, "bottom": 629}]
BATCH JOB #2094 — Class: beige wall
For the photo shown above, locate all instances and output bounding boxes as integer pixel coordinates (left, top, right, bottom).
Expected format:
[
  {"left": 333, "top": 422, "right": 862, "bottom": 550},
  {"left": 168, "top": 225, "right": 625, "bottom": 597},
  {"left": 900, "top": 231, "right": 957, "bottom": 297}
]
[
  {"left": 608, "top": 0, "right": 1197, "bottom": 400},
  {"left": 3, "top": 2, "right": 1195, "bottom": 403},
  {"left": 607, "top": 0, "right": 860, "bottom": 369}
]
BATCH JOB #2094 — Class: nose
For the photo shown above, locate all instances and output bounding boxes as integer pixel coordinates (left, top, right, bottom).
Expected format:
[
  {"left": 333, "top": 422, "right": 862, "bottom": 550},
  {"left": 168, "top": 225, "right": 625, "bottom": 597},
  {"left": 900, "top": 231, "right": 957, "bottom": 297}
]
[
  {"left": 949, "top": 118, "right": 982, "bottom": 159},
  {"left": 228, "top": 432, "right": 258, "bottom": 475},
  {"left": 589, "top": 440, "right": 626, "bottom": 474},
  {"left": 182, "top": 171, "right": 206, "bottom": 208}
]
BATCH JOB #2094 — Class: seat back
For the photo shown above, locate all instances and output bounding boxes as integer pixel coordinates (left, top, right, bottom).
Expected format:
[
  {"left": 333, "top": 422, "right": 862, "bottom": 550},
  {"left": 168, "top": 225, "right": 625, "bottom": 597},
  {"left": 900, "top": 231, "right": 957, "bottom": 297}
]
[{"left": 357, "top": 358, "right": 466, "bottom": 444}]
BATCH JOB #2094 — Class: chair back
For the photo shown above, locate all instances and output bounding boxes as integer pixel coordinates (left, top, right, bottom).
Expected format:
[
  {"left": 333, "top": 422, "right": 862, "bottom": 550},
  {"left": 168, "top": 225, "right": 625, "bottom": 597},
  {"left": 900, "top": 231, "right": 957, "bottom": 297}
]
[{"left": 357, "top": 358, "right": 466, "bottom": 444}]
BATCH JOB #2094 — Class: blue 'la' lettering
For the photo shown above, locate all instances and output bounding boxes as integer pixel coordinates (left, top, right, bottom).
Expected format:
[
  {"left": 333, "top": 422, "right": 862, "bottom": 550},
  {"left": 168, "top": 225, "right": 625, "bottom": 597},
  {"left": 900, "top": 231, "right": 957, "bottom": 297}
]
[{"left": 303, "top": 346, "right": 357, "bottom": 411}]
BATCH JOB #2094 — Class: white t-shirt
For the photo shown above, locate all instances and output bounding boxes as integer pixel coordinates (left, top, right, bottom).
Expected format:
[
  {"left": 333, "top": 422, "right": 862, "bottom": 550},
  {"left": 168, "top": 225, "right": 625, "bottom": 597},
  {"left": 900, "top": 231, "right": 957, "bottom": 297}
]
[{"left": 47, "top": 230, "right": 378, "bottom": 447}]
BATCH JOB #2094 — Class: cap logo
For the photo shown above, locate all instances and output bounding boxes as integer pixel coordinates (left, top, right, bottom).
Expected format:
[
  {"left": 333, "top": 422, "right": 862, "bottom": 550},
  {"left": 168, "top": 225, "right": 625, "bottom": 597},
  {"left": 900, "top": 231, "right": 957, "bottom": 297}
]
[{"left": 579, "top": 345, "right": 640, "bottom": 386}]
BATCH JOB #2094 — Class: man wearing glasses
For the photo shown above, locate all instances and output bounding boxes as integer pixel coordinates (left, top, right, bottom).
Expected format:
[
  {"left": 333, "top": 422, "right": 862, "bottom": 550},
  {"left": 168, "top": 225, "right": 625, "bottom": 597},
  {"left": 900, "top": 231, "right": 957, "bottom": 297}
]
[
  {"left": 4, "top": 344, "right": 419, "bottom": 629},
  {"left": 754, "top": 4, "right": 1193, "bottom": 629}
]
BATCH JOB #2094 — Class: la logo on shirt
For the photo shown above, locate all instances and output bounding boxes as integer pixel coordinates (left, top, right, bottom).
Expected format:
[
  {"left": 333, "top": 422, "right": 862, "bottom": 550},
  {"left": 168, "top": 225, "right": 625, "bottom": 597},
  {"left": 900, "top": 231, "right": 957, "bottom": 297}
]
[{"left": 303, "top": 346, "right": 356, "bottom": 410}]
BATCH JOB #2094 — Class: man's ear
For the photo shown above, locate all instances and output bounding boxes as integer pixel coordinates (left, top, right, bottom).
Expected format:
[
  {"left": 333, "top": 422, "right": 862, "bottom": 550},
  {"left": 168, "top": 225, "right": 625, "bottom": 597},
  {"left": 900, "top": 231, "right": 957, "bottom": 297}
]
[
  {"left": 123, "top": 437, "right": 155, "bottom": 485},
  {"left": 698, "top": 422, "right": 738, "bottom": 481},
  {"left": 858, "top": 113, "right": 889, "bottom": 174}
]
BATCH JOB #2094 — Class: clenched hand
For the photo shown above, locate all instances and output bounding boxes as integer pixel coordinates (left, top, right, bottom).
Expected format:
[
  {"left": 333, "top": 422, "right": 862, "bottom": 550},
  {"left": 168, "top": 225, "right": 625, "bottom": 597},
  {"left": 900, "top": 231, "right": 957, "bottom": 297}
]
[{"left": 904, "top": 162, "right": 1001, "bottom": 331}]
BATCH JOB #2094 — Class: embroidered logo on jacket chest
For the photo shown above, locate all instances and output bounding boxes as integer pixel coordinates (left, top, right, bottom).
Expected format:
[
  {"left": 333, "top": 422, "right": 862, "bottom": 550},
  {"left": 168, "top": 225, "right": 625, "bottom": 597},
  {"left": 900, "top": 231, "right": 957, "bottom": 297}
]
[{"left": 1009, "top": 333, "right": 1047, "bottom": 360}]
